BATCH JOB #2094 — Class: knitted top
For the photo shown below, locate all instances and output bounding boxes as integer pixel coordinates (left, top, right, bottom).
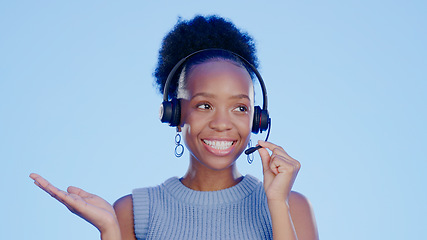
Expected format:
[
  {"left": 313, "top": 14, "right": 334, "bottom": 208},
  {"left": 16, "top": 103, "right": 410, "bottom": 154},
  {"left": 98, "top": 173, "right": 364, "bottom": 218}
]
[{"left": 132, "top": 175, "right": 273, "bottom": 240}]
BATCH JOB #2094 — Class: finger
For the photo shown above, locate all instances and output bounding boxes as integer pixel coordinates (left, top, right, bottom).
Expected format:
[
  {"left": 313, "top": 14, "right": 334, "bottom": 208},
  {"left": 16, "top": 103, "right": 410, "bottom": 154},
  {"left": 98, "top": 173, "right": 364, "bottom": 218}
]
[
  {"left": 67, "top": 187, "right": 111, "bottom": 213},
  {"left": 56, "top": 187, "right": 94, "bottom": 210},
  {"left": 30, "top": 173, "right": 49, "bottom": 188},
  {"left": 271, "top": 153, "right": 300, "bottom": 168},
  {"left": 271, "top": 152, "right": 300, "bottom": 168},
  {"left": 29, "top": 173, "right": 40, "bottom": 180},
  {"left": 44, "top": 183, "right": 71, "bottom": 203},
  {"left": 257, "top": 146, "right": 272, "bottom": 173},
  {"left": 258, "top": 141, "right": 298, "bottom": 165},
  {"left": 269, "top": 155, "right": 301, "bottom": 175},
  {"left": 30, "top": 173, "right": 73, "bottom": 204},
  {"left": 68, "top": 186, "right": 94, "bottom": 199},
  {"left": 30, "top": 173, "right": 59, "bottom": 194},
  {"left": 257, "top": 147, "right": 277, "bottom": 190},
  {"left": 258, "top": 140, "right": 288, "bottom": 156},
  {"left": 269, "top": 155, "right": 289, "bottom": 175}
]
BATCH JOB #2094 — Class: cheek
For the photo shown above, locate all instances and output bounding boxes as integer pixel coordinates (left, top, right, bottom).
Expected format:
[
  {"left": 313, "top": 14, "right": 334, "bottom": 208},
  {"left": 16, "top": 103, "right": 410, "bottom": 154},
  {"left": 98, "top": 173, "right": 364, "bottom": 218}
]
[
  {"left": 237, "top": 114, "right": 252, "bottom": 137},
  {"left": 238, "top": 105, "right": 254, "bottom": 134},
  {"left": 181, "top": 112, "right": 202, "bottom": 141},
  {"left": 182, "top": 124, "right": 194, "bottom": 153}
]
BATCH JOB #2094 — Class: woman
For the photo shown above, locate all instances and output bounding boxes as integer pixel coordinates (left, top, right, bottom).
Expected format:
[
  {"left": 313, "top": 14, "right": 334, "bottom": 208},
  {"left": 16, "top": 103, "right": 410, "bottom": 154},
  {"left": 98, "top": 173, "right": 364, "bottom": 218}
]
[{"left": 30, "top": 15, "right": 318, "bottom": 240}]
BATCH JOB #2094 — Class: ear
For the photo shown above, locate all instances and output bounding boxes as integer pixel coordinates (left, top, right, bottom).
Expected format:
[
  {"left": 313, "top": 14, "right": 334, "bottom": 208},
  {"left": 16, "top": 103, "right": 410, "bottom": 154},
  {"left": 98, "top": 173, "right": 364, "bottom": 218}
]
[{"left": 176, "top": 126, "right": 182, "bottom": 132}]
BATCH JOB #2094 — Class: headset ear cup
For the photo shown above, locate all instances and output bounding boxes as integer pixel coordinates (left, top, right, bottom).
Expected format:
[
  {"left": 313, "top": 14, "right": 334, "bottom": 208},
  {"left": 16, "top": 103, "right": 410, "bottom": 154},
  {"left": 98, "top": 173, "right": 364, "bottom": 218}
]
[
  {"left": 252, "top": 106, "right": 261, "bottom": 133},
  {"left": 259, "top": 109, "right": 270, "bottom": 133},
  {"left": 159, "top": 98, "right": 181, "bottom": 126},
  {"left": 159, "top": 101, "right": 173, "bottom": 124},
  {"left": 252, "top": 106, "right": 270, "bottom": 134},
  {"left": 170, "top": 98, "right": 181, "bottom": 127}
]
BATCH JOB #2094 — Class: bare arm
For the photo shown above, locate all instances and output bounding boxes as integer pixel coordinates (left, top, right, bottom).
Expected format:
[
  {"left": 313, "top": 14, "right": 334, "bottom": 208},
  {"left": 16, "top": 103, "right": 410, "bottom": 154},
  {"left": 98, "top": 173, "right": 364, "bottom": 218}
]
[
  {"left": 289, "top": 192, "right": 318, "bottom": 240},
  {"left": 113, "top": 195, "right": 137, "bottom": 240},
  {"left": 257, "top": 141, "right": 318, "bottom": 240}
]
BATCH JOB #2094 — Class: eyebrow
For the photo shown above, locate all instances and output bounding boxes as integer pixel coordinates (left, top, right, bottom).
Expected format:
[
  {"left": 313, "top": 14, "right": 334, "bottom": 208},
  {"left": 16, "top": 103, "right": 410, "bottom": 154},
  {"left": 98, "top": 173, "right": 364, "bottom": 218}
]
[{"left": 191, "top": 92, "right": 250, "bottom": 101}]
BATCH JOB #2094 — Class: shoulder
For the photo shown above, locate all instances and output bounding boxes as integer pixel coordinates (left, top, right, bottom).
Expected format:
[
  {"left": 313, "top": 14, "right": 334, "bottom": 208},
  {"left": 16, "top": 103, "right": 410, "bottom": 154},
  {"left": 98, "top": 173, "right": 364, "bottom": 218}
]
[
  {"left": 288, "top": 191, "right": 319, "bottom": 240},
  {"left": 288, "top": 191, "right": 315, "bottom": 219},
  {"left": 113, "top": 194, "right": 136, "bottom": 240},
  {"left": 114, "top": 194, "right": 133, "bottom": 213},
  {"left": 289, "top": 191, "right": 311, "bottom": 209},
  {"left": 114, "top": 193, "right": 133, "bottom": 204}
]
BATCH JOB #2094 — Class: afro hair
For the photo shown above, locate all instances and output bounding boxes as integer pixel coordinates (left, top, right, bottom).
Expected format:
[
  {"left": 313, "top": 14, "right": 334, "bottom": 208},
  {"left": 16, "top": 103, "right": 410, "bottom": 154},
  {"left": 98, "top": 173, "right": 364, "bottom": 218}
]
[{"left": 154, "top": 15, "right": 258, "bottom": 98}]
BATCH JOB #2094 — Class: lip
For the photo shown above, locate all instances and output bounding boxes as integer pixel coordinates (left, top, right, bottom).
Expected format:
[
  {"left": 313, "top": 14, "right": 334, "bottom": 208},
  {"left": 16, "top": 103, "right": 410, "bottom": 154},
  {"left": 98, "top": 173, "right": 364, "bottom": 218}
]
[{"left": 201, "top": 138, "right": 237, "bottom": 156}]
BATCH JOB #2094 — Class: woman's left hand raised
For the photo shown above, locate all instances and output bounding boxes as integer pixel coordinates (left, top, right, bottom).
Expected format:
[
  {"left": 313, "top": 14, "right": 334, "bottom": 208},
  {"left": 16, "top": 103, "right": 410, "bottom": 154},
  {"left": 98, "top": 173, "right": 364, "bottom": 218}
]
[
  {"left": 257, "top": 140, "right": 301, "bottom": 203},
  {"left": 29, "top": 173, "right": 120, "bottom": 238}
]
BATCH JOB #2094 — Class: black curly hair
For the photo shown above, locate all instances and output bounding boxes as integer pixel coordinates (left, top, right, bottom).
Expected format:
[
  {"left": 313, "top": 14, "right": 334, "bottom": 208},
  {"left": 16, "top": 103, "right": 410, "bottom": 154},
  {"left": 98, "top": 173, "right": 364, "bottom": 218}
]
[{"left": 154, "top": 15, "right": 258, "bottom": 99}]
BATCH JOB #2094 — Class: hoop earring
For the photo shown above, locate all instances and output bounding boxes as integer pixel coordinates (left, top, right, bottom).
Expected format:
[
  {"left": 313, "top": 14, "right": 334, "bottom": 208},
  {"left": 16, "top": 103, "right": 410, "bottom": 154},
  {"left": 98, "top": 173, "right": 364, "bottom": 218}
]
[
  {"left": 174, "top": 132, "right": 184, "bottom": 158},
  {"left": 247, "top": 139, "right": 254, "bottom": 164}
]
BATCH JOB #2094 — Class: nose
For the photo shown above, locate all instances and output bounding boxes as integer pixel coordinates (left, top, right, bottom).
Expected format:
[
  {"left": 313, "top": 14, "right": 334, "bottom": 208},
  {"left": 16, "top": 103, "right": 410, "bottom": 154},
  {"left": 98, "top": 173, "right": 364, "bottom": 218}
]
[{"left": 209, "top": 109, "right": 233, "bottom": 131}]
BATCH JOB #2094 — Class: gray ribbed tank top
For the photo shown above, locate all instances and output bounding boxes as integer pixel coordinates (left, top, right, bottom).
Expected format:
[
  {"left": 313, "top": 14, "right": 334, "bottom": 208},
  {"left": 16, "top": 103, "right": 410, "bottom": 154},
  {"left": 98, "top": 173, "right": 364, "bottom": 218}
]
[{"left": 132, "top": 175, "right": 273, "bottom": 240}]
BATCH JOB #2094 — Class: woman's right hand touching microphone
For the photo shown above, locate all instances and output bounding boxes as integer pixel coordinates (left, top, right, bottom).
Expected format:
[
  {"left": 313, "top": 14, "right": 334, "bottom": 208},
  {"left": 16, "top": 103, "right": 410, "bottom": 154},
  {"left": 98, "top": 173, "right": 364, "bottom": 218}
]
[{"left": 29, "top": 173, "right": 121, "bottom": 240}]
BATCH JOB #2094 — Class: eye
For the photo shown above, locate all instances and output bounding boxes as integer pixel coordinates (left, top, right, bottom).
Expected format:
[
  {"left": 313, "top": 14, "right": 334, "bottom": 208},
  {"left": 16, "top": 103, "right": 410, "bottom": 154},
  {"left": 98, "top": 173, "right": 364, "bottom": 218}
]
[
  {"left": 197, "top": 103, "right": 212, "bottom": 110},
  {"left": 233, "top": 105, "right": 248, "bottom": 113}
]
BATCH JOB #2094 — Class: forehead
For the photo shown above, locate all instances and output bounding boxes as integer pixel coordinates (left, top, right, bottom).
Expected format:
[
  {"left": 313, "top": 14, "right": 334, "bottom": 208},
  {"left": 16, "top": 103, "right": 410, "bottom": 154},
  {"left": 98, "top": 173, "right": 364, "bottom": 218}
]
[{"left": 185, "top": 60, "right": 253, "bottom": 95}]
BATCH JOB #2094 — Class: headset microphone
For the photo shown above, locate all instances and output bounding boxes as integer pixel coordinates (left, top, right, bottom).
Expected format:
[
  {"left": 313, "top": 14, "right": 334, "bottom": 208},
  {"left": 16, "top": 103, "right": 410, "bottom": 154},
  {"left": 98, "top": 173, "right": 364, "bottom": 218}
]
[
  {"left": 244, "top": 118, "right": 271, "bottom": 155},
  {"left": 244, "top": 146, "right": 262, "bottom": 155}
]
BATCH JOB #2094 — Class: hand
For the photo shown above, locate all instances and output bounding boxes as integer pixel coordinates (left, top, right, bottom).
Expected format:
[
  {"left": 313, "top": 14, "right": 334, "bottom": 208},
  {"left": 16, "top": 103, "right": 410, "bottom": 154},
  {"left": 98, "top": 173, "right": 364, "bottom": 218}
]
[
  {"left": 257, "top": 141, "right": 301, "bottom": 203},
  {"left": 29, "top": 173, "right": 120, "bottom": 236}
]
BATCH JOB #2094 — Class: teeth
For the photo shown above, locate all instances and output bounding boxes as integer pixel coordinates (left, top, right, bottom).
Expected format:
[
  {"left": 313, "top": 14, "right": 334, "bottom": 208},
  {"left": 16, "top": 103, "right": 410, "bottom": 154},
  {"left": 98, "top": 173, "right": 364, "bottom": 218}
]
[{"left": 203, "top": 140, "right": 234, "bottom": 150}]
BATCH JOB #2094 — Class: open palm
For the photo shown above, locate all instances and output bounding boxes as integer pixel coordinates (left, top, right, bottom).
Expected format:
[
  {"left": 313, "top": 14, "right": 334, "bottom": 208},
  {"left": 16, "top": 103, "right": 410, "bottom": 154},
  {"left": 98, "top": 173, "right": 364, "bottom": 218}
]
[{"left": 30, "top": 173, "right": 118, "bottom": 233}]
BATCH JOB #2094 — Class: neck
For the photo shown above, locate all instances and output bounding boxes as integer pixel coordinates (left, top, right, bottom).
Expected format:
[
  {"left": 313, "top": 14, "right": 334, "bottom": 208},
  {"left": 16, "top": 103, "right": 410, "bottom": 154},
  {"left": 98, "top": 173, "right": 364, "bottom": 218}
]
[{"left": 181, "top": 159, "right": 243, "bottom": 191}]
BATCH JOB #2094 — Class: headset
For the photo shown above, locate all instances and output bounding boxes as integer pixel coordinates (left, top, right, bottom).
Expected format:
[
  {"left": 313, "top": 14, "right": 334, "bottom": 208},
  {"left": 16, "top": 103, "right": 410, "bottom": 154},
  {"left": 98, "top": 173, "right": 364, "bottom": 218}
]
[{"left": 159, "top": 49, "right": 271, "bottom": 155}]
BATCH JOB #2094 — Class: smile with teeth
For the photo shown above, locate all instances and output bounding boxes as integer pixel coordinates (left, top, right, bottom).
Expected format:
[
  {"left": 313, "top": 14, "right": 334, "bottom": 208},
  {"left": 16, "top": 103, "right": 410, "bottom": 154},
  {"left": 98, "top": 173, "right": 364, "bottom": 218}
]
[{"left": 202, "top": 139, "right": 235, "bottom": 150}]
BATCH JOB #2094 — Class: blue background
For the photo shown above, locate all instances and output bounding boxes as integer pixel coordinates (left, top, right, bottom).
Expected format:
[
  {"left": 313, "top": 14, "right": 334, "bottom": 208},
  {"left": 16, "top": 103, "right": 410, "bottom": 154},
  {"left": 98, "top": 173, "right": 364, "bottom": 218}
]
[{"left": 1, "top": 1, "right": 426, "bottom": 239}]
